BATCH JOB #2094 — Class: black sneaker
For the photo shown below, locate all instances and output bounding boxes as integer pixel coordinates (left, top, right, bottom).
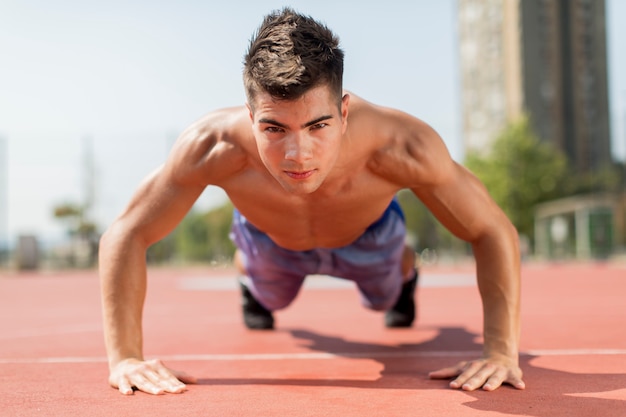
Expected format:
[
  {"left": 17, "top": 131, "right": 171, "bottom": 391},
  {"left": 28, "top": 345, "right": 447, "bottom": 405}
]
[
  {"left": 385, "top": 270, "right": 418, "bottom": 328},
  {"left": 240, "top": 282, "right": 274, "bottom": 330}
]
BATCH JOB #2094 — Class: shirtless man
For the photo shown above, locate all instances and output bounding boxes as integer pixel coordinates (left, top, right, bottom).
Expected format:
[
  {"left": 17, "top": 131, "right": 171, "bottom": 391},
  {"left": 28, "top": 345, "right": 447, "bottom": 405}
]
[{"left": 99, "top": 8, "right": 525, "bottom": 395}]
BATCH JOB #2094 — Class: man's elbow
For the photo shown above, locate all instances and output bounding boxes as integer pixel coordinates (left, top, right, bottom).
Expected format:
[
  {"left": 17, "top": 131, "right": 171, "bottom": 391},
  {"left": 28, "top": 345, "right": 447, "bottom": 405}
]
[
  {"left": 98, "top": 221, "right": 146, "bottom": 264},
  {"left": 472, "top": 213, "right": 520, "bottom": 253}
]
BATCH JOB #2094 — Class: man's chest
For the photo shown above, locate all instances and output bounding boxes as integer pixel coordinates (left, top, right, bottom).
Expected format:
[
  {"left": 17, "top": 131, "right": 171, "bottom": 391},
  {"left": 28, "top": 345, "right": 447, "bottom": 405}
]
[{"left": 227, "top": 180, "right": 399, "bottom": 250}]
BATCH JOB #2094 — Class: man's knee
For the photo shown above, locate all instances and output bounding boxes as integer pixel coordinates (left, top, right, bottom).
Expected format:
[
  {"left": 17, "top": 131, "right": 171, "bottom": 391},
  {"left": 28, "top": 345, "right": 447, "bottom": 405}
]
[
  {"left": 241, "top": 272, "right": 304, "bottom": 312},
  {"left": 401, "top": 245, "right": 417, "bottom": 279},
  {"left": 363, "top": 295, "right": 398, "bottom": 312},
  {"left": 234, "top": 249, "right": 248, "bottom": 276},
  {"left": 252, "top": 288, "right": 299, "bottom": 311}
]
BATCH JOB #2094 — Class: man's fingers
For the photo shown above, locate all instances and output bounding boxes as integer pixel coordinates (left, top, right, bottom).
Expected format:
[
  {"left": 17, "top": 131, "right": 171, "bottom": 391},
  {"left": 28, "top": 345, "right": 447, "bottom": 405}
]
[
  {"left": 128, "top": 374, "right": 165, "bottom": 395},
  {"left": 428, "top": 361, "right": 467, "bottom": 379},
  {"left": 449, "top": 360, "right": 489, "bottom": 390},
  {"left": 117, "top": 377, "right": 135, "bottom": 395},
  {"left": 156, "top": 372, "right": 188, "bottom": 394},
  {"left": 137, "top": 361, "right": 188, "bottom": 394},
  {"left": 110, "top": 358, "right": 193, "bottom": 395},
  {"left": 429, "top": 359, "right": 525, "bottom": 392},
  {"left": 504, "top": 373, "right": 526, "bottom": 390},
  {"left": 144, "top": 368, "right": 165, "bottom": 384},
  {"left": 476, "top": 366, "right": 508, "bottom": 391},
  {"left": 151, "top": 360, "right": 194, "bottom": 391},
  {"left": 482, "top": 370, "right": 526, "bottom": 391}
]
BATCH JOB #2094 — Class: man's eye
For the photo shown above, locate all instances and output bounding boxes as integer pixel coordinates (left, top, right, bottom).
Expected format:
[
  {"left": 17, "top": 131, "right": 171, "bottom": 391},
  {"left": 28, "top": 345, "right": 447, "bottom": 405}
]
[
  {"left": 311, "top": 123, "right": 327, "bottom": 130},
  {"left": 265, "top": 126, "right": 283, "bottom": 133}
]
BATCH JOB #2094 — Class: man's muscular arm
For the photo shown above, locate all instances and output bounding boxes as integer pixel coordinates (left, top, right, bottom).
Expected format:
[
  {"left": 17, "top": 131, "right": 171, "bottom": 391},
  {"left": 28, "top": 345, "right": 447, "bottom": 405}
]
[
  {"left": 99, "top": 112, "right": 245, "bottom": 395},
  {"left": 371, "top": 113, "right": 524, "bottom": 391},
  {"left": 99, "top": 163, "right": 204, "bottom": 394},
  {"left": 416, "top": 162, "right": 524, "bottom": 391}
]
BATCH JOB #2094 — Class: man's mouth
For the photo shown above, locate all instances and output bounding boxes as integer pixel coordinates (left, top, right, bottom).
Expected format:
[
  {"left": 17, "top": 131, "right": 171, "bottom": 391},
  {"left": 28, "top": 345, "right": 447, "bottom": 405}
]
[{"left": 285, "top": 170, "right": 316, "bottom": 180}]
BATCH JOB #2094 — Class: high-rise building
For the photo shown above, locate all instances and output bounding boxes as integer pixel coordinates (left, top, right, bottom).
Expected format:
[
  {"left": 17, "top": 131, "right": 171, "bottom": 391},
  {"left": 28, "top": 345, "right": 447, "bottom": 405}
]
[{"left": 458, "top": 0, "right": 612, "bottom": 173}]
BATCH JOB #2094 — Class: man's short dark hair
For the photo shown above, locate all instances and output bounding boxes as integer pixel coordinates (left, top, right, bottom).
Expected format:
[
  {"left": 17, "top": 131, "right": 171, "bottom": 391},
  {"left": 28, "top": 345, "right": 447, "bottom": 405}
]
[{"left": 243, "top": 8, "right": 344, "bottom": 109}]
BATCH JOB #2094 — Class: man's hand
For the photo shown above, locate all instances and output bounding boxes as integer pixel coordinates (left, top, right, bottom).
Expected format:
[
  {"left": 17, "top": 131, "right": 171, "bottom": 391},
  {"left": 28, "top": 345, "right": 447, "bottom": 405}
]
[
  {"left": 429, "top": 358, "right": 525, "bottom": 391},
  {"left": 109, "top": 358, "right": 197, "bottom": 395}
]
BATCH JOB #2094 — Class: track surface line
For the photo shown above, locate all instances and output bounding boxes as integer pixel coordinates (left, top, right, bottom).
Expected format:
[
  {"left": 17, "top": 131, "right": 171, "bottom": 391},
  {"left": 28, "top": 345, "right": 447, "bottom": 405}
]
[{"left": 2, "top": 348, "right": 625, "bottom": 364}]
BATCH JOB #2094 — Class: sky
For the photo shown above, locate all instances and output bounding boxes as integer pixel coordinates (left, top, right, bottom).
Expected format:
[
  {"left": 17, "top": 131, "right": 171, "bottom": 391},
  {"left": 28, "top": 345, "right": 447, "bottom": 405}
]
[{"left": 0, "top": 0, "right": 625, "bottom": 247}]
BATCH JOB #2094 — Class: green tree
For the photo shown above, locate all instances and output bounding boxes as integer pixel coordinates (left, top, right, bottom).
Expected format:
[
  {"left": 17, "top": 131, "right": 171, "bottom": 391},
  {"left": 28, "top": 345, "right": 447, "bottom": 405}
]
[
  {"left": 148, "top": 201, "right": 236, "bottom": 265},
  {"left": 397, "top": 191, "right": 468, "bottom": 259},
  {"left": 464, "top": 115, "right": 569, "bottom": 240},
  {"left": 176, "top": 202, "right": 235, "bottom": 262},
  {"left": 53, "top": 202, "right": 100, "bottom": 267},
  {"left": 565, "top": 162, "right": 624, "bottom": 195}
]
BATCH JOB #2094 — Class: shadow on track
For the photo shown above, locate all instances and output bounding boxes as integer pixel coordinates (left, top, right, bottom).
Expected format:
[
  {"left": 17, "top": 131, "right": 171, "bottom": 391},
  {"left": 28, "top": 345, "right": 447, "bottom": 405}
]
[{"left": 197, "top": 327, "right": 626, "bottom": 417}]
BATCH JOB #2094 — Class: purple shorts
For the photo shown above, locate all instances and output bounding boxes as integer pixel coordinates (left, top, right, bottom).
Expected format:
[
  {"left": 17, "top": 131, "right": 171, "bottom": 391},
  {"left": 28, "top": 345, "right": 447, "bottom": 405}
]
[{"left": 230, "top": 200, "right": 407, "bottom": 312}]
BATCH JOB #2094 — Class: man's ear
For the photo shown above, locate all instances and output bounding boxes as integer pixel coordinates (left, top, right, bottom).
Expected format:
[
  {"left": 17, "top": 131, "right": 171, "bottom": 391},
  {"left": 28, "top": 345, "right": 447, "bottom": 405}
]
[
  {"left": 341, "top": 93, "right": 350, "bottom": 133},
  {"left": 245, "top": 102, "right": 254, "bottom": 121}
]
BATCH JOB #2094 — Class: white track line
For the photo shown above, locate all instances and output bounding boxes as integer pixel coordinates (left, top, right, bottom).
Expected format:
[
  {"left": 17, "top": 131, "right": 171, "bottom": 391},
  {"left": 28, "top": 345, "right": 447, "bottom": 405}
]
[
  {"left": 2, "top": 349, "right": 626, "bottom": 365},
  {"left": 178, "top": 273, "right": 477, "bottom": 291}
]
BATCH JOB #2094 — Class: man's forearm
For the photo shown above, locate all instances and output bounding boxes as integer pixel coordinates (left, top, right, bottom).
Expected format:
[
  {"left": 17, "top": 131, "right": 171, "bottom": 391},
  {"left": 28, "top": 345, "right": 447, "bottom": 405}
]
[
  {"left": 99, "top": 228, "right": 149, "bottom": 369},
  {"left": 472, "top": 225, "right": 521, "bottom": 362}
]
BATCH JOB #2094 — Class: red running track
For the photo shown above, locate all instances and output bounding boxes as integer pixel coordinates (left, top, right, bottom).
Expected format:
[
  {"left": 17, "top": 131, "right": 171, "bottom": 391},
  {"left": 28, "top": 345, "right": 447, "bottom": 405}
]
[{"left": 1, "top": 262, "right": 625, "bottom": 416}]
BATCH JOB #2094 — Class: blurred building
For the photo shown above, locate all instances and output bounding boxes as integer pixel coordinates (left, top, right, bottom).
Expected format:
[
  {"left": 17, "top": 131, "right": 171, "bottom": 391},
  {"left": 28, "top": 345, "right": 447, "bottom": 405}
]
[
  {"left": 458, "top": 0, "right": 612, "bottom": 173},
  {"left": 0, "top": 137, "right": 7, "bottom": 255},
  {"left": 534, "top": 193, "right": 620, "bottom": 259}
]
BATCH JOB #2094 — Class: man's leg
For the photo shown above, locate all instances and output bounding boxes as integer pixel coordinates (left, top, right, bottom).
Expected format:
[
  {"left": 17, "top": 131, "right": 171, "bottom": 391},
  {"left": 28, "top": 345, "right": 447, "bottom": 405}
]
[
  {"left": 335, "top": 201, "right": 418, "bottom": 327},
  {"left": 234, "top": 248, "right": 309, "bottom": 330},
  {"left": 230, "top": 210, "right": 309, "bottom": 330},
  {"left": 235, "top": 250, "right": 274, "bottom": 330},
  {"left": 385, "top": 245, "right": 419, "bottom": 328}
]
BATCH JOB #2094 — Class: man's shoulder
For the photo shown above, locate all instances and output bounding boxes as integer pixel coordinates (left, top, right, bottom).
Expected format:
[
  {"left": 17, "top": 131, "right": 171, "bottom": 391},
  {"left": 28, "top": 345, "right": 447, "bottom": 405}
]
[
  {"left": 186, "top": 105, "right": 250, "bottom": 140},
  {"left": 168, "top": 106, "right": 252, "bottom": 185},
  {"left": 346, "top": 95, "right": 452, "bottom": 188},
  {"left": 347, "top": 95, "right": 437, "bottom": 161},
  {"left": 347, "top": 93, "right": 426, "bottom": 135},
  {"left": 175, "top": 106, "right": 254, "bottom": 156}
]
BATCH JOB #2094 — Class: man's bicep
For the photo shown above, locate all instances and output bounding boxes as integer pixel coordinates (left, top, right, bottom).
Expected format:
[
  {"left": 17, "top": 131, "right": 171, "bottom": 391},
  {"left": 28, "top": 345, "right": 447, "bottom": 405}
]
[
  {"left": 411, "top": 163, "right": 503, "bottom": 243},
  {"left": 116, "top": 166, "right": 205, "bottom": 246}
]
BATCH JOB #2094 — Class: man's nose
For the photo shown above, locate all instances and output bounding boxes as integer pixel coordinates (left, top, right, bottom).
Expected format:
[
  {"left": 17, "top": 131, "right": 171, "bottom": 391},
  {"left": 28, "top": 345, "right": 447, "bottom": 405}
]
[{"left": 284, "top": 133, "right": 313, "bottom": 162}]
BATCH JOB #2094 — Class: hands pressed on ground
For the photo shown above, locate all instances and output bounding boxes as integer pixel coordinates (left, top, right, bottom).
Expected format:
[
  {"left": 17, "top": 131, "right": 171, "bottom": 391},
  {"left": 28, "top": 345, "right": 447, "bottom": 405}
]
[
  {"left": 429, "top": 358, "right": 525, "bottom": 391},
  {"left": 109, "top": 356, "right": 524, "bottom": 395},
  {"left": 109, "top": 358, "right": 197, "bottom": 395}
]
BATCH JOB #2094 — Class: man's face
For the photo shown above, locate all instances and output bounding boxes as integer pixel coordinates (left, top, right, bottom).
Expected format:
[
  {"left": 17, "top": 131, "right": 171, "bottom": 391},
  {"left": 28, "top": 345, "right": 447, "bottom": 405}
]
[{"left": 248, "top": 85, "right": 349, "bottom": 195}]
